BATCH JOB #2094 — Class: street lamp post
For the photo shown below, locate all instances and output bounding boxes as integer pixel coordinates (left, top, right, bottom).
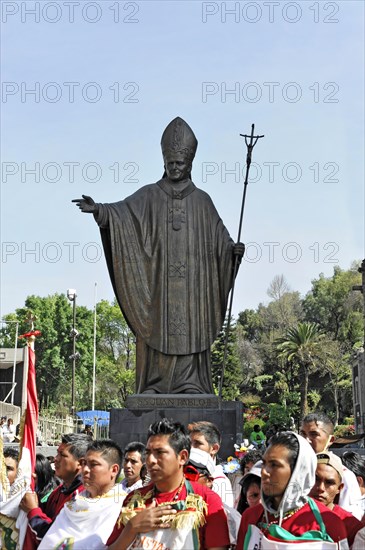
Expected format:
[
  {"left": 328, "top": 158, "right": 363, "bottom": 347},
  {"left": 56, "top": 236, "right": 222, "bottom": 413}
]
[{"left": 67, "top": 289, "right": 78, "bottom": 418}]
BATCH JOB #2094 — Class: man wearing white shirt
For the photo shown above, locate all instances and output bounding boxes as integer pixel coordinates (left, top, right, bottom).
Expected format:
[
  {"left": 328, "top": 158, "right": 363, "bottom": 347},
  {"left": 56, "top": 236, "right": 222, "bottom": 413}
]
[
  {"left": 120, "top": 441, "right": 146, "bottom": 494},
  {"left": 39, "top": 439, "right": 127, "bottom": 549},
  {"left": 2, "top": 418, "right": 16, "bottom": 443},
  {"left": 188, "top": 420, "right": 234, "bottom": 507}
]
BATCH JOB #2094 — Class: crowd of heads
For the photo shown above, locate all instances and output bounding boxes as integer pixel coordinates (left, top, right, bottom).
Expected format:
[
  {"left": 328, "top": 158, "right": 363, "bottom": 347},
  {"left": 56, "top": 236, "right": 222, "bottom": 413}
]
[
  {"left": 1, "top": 416, "right": 17, "bottom": 444},
  {"left": 2, "top": 411, "right": 365, "bottom": 549}
]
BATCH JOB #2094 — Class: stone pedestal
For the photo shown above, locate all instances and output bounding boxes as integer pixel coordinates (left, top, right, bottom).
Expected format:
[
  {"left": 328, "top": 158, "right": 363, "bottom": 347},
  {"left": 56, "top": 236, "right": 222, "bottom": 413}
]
[{"left": 110, "top": 395, "right": 243, "bottom": 458}]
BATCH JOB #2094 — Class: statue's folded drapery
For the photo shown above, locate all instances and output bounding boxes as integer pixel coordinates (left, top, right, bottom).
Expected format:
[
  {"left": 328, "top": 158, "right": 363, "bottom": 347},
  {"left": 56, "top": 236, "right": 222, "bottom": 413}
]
[{"left": 95, "top": 177, "right": 235, "bottom": 394}]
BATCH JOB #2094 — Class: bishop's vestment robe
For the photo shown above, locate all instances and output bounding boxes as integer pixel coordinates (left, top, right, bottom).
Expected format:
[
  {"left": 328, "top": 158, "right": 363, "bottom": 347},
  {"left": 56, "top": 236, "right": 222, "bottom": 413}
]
[{"left": 94, "top": 177, "right": 235, "bottom": 394}]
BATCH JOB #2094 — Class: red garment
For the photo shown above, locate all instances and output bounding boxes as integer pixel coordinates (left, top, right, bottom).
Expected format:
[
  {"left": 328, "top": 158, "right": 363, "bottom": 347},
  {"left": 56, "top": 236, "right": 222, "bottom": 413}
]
[
  {"left": 29, "top": 484, "right": 77, "bottom": 522},
  {"left": 23, "top": 480, "right": 84, "bottom": 550},
  {"left": 236, "top": 500, "right": 348, "bottom": 550},
  {"left": 332, "top": 504, "right": 362, "bottom": 546},
  {"left": 106, "top": 480, "right": 230, "bottom": 549}
]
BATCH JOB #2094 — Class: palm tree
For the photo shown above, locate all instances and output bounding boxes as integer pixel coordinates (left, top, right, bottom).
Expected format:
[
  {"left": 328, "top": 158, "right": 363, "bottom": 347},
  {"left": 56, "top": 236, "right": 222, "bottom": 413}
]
[{"left": 277, "top": 322, "right": 323, "bottom": 420}]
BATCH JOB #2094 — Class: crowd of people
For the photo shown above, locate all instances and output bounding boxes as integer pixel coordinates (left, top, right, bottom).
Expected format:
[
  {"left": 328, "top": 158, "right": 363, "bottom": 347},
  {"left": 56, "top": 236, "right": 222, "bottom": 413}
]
[
  {"left": 1, "top": 412, "right": 365, "bottom": 549},
  {"left": 1, "top": 417, "right": 17, "bottom": 443}
]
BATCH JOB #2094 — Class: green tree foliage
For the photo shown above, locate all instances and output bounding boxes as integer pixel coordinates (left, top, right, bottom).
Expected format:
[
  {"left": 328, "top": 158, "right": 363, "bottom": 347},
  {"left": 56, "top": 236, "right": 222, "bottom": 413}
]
[
  {"left": 303, "top": 264, "right": 363, "bottom": 348},
  {"left": 237, "top": 309, "right": 263, "bottom": 343},
  {"left": 1, "top": 295, "right": 135, "bottom": 412},
  {"left": 94, "top": 299, "right": 136, "bottom": 407},
  {"left": 2, "top": 294, "right": 82, "bottom": 409},
  {"left": 277, "top": 322, "right": 324, "bottom": 419},
  {"left": 313, "top": 340, "right": 353, "bottom": 426},
  {"left": 237, "top": 265, "right": 362, "bottom": 425},
  {"left": 266, "top": 403, "right": 294, "bottom": 431},
  {"left": 237, "top": 276, "right": 303, "bottom": 409},
  {"left": 265, "top": 275, "right": 304, "bottom": 331},
  {"left": 95, "top": 356, "right": 135, "bottom": 409},
  {"left": 96, "top": 299, "right": 135, "bottom": 368},
  {"left": 211, "top": 319, "right": 242, "bottom": 400}
]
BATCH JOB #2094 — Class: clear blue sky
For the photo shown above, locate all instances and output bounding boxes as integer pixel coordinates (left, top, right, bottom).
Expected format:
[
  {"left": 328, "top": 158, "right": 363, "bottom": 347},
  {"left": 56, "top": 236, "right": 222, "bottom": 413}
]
[{"left": 1, "top": 0, "right": 364, "bottom": 318}]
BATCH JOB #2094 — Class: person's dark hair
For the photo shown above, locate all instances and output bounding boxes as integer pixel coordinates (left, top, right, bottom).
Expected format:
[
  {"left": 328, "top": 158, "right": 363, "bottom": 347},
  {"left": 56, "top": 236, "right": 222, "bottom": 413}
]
[
  {"left": 241, "top": 473, "right": 261, "bottom": 493},
  {"left": 240, "top": 449, "right": 263, "bottom": 474},
  {"left": 253, "top": 424, "right": 261, "bottom": 432},
  {"left": 237, "top": 473, "right": 261, "bottom": 514},
  {"left": 185, "top": 461, "right": 212, "bottom": 478},
  {"left": 62, "top": 433, "right": 93, "bottom": 460},
  {"left": 301, "top": 412, "right": 334, "bottom": 435},
  {"left": 267, "top": 431, "right": 299, "bottom": 472},
  {"left": 265, "top": 424, "right": 290, "bottom": 445},
  {"left": 86, "top": 439, "right": 123, "bottom": 474},
  {"left": 187, "top": 421, "right": 221, "bottom": 446},
  {"left": 4, "top": 447, "right": 19, "bottom": 464},
  {"left": 342, "top": 451, "right": 365, "bottom": 484},
  {"left": 82, "top": 425, "right": 93, "bottom": 436},
  {"left": 35, "top": 454, "right": 59, "bottom": 500},
  {"left": 148, "top": 418, "right": 191, "bottom": 455},
  {"left": 124, "top": 441, "right": 146, "bottom": 461}
]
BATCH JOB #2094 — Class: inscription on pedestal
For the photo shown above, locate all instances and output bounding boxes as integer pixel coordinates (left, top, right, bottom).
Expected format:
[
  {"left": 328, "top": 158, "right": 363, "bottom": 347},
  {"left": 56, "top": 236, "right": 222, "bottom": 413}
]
[
  {"left": 110, "top": 400, "right": 244, "bottom": 458},
  {"left": 126, "top": 394, "right": 219, "bottom": 409}
]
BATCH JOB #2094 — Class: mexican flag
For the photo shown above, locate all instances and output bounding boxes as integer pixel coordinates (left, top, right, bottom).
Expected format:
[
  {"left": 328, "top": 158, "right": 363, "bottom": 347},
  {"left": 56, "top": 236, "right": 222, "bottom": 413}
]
[{"left": 0, "top": 331, "right": 40, "bottom": 549}]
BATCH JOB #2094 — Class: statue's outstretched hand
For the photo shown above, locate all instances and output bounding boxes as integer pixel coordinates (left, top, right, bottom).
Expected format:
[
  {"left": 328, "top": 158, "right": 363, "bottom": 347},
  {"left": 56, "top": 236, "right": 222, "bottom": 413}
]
[
  {"left": 234, "top": 242, "right": 245, "bottom": 259},
  {"left": 72, "top": 195, "right": 96, "bottom": 213}
]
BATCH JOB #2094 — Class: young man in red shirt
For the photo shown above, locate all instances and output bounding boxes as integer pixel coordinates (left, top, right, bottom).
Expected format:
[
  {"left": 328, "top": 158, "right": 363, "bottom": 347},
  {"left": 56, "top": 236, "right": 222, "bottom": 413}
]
[
  {"left": 107, "top": 418, "right": 230, "bottom": 550},
  {"left": 188, "top": 420, "right": 234, "bottom": 507},
  {"left": 309, "top": 451, "right": 362, "bottom": 546},
  {"left": 236, "top": 431, "right": 349, "bottom": 550},
  {"left": 20, "top": 433, "right": 91, "bottom": 548}
]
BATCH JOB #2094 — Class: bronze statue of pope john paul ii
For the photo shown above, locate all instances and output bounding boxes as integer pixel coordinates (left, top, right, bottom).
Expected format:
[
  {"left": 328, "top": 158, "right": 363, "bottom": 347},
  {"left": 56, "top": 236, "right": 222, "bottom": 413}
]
[{"left": 73, "top": 117, "right": 244, "bottom": 395}]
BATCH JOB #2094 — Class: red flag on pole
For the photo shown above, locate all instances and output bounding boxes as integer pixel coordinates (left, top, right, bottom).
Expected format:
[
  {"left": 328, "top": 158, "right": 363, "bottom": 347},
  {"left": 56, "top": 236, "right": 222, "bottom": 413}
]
[
  {"left": 18, "top": 338, "right": 39, "bottom": 490},
  {"left": 0, "top": 330, "right": 40, "bottom": 548}
]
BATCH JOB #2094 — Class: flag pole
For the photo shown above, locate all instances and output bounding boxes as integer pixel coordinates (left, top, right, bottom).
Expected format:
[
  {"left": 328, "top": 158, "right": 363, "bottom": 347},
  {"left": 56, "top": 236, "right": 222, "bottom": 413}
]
[{"left": 218, "top": 124, "right": 264, "bottom": 398}]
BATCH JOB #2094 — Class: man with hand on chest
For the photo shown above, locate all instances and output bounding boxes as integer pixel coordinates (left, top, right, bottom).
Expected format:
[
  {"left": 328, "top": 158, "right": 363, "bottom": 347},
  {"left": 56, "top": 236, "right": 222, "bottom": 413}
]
[{"left": 107, "top": 418, "right": 230, "bottom": 550}]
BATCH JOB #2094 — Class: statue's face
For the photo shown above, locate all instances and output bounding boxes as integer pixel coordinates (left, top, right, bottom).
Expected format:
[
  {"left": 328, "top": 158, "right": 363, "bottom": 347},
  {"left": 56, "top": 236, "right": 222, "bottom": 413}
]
[{"left": 164, "top": 152, "right": 191, "bottom": 182}]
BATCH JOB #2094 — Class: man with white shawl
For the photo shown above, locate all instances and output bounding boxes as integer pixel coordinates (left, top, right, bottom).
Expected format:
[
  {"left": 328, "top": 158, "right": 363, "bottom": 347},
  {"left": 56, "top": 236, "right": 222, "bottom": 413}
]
[{"left": 39, "top": 440, "right": 127, "bottom": 550}]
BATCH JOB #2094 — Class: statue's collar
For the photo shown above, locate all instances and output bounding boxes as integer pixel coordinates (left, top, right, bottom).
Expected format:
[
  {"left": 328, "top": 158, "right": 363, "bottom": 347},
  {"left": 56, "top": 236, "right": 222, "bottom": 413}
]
[{"left": 157, "top": 178, "right": 195, "bottom": 200}]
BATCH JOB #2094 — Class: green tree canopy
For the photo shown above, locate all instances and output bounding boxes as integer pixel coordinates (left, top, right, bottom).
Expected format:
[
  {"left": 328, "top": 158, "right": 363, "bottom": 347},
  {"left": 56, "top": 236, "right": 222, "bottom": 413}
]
[
  {"left": 303, "top": 264, "right": 363, "bottom": 348},
  {"left": 1, "top": 295, "right": 135, "bottom": 412},
  {"left": 277, "top": 322, "right": 324, "bottom": 419}
]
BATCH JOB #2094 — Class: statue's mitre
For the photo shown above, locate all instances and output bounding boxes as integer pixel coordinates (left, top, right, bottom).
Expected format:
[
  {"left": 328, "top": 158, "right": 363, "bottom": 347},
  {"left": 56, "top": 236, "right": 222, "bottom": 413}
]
[{"left": 161, "top": 117, "right": 198, "bottom": 160}]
